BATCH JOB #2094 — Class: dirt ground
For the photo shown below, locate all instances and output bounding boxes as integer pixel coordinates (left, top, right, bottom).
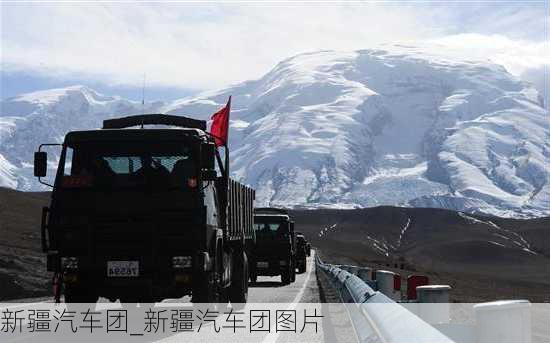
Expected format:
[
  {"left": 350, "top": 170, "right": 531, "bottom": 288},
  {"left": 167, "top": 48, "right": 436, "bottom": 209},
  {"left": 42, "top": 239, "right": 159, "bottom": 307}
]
[
  {"left": 291, "top": 207, "right": 550, "bottom": 303},
  {"left": 1, "top": 188, "right": 549, "bottom": 302}
]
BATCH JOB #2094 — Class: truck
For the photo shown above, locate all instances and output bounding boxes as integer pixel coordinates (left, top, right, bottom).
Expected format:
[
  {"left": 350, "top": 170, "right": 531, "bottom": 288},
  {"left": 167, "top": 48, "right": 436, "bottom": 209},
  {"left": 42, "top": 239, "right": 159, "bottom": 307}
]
[
  {"left": 295, "top": 232, "right": 308, "bottom": 274},
  {"left": 33, "top": 114, "right": 255, "bottom": 304},
  {"left": 250, "top": 208, "right": 296, "bottom": 285}
]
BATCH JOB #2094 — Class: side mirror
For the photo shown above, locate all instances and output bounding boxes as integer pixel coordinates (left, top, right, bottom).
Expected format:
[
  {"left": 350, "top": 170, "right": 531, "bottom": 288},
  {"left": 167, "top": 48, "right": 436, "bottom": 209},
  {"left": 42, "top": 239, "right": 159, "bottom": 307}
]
[
  {"left": 201, "top": 169, "right": 218, "bottom": 181},
  {"left": 201, "top": 143, "right": 216, "bottom": 171},
  {"left": 34, "top": 151, "right": 47, "bottom": 177}
]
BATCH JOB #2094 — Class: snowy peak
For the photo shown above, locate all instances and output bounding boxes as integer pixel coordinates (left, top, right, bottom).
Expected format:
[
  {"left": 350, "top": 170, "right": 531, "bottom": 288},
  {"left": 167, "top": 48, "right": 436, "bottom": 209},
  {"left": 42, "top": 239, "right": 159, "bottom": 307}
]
[
  {"left": 0, "top": 154, "right": 17, "bottom": 189},
  {"left": 164, "top": 46, "right": 549, "bottom": 217},
  {"left": 0, "top": 86, "right": 164, "bottom": 190},
  {"left": 12, "top": 85, "right": 97, "bottom": 104},
  {"left": 0, "top": 45, "right": 548, "bottom": 217},
  {"left": 1, "top": 85, "right": 143, "bottom": 118}
]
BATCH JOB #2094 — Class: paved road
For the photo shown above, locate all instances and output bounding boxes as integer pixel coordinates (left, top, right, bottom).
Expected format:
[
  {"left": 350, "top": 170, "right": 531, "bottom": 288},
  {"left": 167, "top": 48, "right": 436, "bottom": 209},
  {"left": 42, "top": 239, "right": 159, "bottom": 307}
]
[
  {"left": 1, "top": 252, "right": 322, "bottom": 342},
  {"left": 248, "top": 251, "right": 319, "bottom": 303}
]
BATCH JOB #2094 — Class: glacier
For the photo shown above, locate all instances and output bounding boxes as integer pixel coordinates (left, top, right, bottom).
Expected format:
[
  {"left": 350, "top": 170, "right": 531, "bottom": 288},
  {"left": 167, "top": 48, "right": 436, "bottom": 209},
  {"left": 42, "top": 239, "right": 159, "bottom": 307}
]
[{"left": 1, "top": 46, "right": 548, "bottom": 217}]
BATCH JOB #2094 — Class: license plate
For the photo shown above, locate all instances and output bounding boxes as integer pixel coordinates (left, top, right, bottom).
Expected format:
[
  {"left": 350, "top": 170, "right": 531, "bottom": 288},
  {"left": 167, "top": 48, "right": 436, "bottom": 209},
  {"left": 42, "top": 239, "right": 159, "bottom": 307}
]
[
  {"left": 107, "top": 261, "right": 139, "bottom": 277},
  {"left": 257, "top": 262, "right": 268, "bottom": 268}
]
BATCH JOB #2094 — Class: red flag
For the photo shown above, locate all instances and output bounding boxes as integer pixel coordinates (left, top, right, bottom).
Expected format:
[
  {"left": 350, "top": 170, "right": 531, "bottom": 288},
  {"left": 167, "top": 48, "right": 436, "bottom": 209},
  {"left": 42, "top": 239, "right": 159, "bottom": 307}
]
[{"left": 210, "top": 96, "right": 231, "bottom": 146}]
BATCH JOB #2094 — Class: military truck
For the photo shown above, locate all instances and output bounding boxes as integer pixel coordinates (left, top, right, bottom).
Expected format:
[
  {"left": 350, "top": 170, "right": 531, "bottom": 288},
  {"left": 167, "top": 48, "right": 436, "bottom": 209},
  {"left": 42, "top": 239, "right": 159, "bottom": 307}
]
[
  {"left": 250, "top": 208, "right": 296, "bottom": 285},
  {"left": 34, "top": 114, "right": 255, "bottom": 303},
  {"left": 295, "top": 232, "right": 308, "bottom": 274},
  {"left": 295, "top": 230, "right": 311, "bottom": 258}
]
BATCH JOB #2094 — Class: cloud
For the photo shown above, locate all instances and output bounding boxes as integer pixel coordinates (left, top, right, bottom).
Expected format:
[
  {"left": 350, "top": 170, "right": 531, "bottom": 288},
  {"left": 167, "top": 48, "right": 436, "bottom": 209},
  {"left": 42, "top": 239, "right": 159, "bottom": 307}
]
[
  {"left": 430, "top": 33, "right": 549, "bottom": 76},
  {"left": 1, "top": 3, "right": 547, "bottom": 90},
  {"left": 521, "top": 64, "right": 550, "bottom": 109}
]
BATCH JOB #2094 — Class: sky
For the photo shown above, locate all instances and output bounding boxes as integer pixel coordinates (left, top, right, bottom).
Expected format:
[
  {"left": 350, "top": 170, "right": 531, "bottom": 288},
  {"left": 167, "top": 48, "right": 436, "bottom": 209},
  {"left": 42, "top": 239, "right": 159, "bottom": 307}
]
[{"left": 1, "top": 2, "right": 548, "bottom": 102}]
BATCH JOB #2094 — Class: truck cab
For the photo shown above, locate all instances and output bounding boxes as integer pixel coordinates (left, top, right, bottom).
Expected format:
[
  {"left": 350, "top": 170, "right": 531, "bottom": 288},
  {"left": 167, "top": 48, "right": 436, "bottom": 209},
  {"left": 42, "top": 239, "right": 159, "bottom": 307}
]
[
  {"left": 34, "top": 114, "right": 255, "bottom": 303},
  {"left": 250, "top": 208, "right": 296, "bottom": 285}
]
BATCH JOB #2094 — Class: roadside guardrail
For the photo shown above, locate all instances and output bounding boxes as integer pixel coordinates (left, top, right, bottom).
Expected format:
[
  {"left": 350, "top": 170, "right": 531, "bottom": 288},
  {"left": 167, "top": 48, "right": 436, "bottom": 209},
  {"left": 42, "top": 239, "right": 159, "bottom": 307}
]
[{"left": 315, "top": 255, "right": 533, "bottom": 343}]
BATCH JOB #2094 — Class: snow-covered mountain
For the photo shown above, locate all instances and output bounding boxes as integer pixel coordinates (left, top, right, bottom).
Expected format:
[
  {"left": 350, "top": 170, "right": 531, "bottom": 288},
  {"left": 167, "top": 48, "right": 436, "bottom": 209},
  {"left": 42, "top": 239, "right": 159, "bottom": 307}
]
[
  {"left": 0, "top": 85, "right": 163, "bottom": 190},
  {"left": 1, "top": 46, "right": 548, "bottom": 217}
]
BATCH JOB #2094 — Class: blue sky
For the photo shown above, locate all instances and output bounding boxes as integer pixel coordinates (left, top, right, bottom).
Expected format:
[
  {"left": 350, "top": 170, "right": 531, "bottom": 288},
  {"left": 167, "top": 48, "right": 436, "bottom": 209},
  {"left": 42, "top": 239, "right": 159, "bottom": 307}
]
[
  {"left": 1, "top": 2, "right": 548, "bottom": 101},
  {"left": 0, "top": 71, "right": 195, "bottom": 101}
]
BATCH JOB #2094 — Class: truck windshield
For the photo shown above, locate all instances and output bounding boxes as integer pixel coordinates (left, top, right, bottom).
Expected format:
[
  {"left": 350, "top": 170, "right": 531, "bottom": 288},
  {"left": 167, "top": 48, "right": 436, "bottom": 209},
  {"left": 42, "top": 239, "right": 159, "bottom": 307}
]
[
  {"left": 59, "top": 141, "right": 197, "bottom": 190},
  {"left": 254, "top": 219, "right": 289, "bottom": 238}
]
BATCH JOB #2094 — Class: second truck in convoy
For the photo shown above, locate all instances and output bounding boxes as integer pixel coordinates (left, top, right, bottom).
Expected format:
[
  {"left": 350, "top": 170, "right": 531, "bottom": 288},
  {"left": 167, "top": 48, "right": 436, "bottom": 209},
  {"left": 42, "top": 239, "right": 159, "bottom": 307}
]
[{"left": 250, "top": 208, "right": 297, "bottom": 284}]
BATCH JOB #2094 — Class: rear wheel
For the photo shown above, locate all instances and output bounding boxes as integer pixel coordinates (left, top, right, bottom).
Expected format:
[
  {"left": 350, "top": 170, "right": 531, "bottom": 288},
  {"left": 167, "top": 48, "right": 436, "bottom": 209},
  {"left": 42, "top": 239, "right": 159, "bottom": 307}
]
[
  {"left": 298, "top": 258, "right": 306, "bottom": 274},
  {"left": 230, "top": 251, "right": 248, "bottom": 306},
  {"left": 192, "top": 271, "right": 214, "bottom": 303},
  {"left": 281, "top": 263, "right": 291, "bottom": 285}
]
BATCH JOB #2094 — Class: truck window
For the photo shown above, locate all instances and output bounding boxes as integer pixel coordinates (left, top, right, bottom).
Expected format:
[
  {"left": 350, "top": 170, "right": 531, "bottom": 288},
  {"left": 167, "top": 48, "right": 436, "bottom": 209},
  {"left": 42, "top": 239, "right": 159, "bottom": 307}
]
[
  {"left": 103, "top": 156, "right": 142, "bottom": 174},
  {"left": 253, "top": 220, "right": 289, "bottom": 239},
  {"left": 63, "top": 147, "right": 74, "bottom": 176},
  {"left": 254, "top": 223, "right": 281, "bottom": 232},
  {"left": 60, "top": 142, "right": 196, "bottom": 189}
]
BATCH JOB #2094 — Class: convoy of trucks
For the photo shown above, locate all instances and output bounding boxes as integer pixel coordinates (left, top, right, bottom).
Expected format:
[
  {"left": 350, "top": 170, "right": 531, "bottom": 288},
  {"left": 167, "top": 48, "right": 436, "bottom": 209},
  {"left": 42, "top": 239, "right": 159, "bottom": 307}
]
[{"left": 34, "top": 113, "right": 310, "bottom": 303}]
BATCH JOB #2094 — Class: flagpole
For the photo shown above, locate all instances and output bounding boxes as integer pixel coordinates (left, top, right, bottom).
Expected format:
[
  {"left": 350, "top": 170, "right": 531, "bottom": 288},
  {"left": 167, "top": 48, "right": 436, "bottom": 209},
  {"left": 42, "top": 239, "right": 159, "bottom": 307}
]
[{"left": 224, "top": 96, "right": 231, "bottom": 181}]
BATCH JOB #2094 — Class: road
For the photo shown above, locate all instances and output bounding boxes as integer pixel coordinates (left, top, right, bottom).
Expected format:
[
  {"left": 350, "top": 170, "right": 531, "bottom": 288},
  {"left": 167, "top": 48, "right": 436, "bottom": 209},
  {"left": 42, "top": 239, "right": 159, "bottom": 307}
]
[
  {"left": 247, "top": 252, "right": 319, "bottom": 303},
  {"left": 1, "top": 253, "right": 323, "bottom": 342}
]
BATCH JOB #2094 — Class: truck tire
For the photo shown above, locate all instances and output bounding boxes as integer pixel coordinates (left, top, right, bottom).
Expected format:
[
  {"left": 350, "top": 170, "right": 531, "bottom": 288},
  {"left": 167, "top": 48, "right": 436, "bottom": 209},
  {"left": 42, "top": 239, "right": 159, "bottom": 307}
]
[
  {"left": 248, "top": 259, "right": 257, "bottom": 284},
  {"left": 192, "top": 272, "right": 213, "bottom": 303},
  {"left": 64, "top": 284, "right": 98, "bottom": 303},
  {"left": 281, "top": 271, "right": 290, "bottom": 285},
  {"left": 298, "top": 258, "right": 306, "bottom": 274},
  {"left": 193, "top": 271, "right": 228, "bottom": 305},
  {"left": 230, "top": 251, "right": 248, "bottom": 305},
  {"left": 281, "top": 263, "right": 291, "bottom": 285},
  {"left": 290, "top": 259, "right": 296, "bottom": 282}
]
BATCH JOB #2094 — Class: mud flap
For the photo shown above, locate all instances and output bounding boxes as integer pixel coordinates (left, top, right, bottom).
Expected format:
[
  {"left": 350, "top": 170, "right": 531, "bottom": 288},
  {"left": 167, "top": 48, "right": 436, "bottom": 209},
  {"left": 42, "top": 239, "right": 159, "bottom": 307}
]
[{"left": 52, "top": 273, "right": 62, "bottom": 304}]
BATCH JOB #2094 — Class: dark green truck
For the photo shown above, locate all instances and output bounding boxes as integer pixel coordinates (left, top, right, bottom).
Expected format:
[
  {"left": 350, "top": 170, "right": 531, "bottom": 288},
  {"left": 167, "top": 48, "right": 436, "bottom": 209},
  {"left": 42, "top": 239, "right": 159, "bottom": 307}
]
[
  {"left": 295, "top": 232, "right": 308, "bottom": 274},
  {"left": 250, "top": 208, "right": 296, "bottom": 285}
]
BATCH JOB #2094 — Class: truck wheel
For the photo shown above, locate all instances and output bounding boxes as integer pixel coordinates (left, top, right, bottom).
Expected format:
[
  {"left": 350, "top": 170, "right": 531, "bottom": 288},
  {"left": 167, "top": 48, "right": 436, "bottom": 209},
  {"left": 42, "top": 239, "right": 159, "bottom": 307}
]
[
  {"left": 192, "top": 272, "right": 213, "bottom": 303},
  {"left": 298, "top": 258, "right": 306, "bottom": 274},
  {"left": 290, "top": 260, "right": 296, "bottom": 282},
  {"left": 281, "top": 270, "right": 290, "bottom": 285},
  {"left": 281, "top": 265, "right": 291, "bottom": 285},
  {"left": 64, "top": 284, "right": 98, "bottom": 303},
  {"left": 230, "top": 251, "right": 248, "bottom": 305}
]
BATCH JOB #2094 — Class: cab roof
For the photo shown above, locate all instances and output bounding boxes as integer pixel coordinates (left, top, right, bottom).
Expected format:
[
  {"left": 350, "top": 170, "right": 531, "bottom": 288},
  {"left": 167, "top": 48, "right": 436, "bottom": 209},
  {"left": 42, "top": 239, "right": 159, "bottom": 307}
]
[
  {"left": 64, "top": 113, "right": 211, "bottom": 144},
  {"left": 102, "top": 114, "right": 206, "bottom": 130},
  {"left": 64, "top": 128, "right": 210, "bottom": 144},
  {"left": 254, "top": 213, "right": 290, "bottom": 220}
]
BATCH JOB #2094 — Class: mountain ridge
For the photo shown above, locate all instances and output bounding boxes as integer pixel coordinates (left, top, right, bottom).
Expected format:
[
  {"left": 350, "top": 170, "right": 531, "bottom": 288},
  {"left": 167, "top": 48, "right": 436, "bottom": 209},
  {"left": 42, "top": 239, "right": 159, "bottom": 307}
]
[{"left": 1, "top": 45, "right": 548, "bottom": 217}]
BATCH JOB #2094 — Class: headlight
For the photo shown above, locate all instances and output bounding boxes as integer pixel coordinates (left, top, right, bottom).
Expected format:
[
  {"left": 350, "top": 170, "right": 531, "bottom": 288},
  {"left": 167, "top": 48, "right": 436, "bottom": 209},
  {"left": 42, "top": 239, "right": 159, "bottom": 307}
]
[
  {"left": 172, "top": 256, "right": 192, "bottom": 269},
  {"left": 61, "top": 257, "right": 78, "bottom": 270}
]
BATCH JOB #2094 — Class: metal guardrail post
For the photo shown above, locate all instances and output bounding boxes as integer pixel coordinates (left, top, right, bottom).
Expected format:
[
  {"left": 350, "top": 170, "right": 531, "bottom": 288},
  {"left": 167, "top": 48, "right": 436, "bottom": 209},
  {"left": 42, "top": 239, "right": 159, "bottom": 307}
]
[
  {"left": 416, "top": 285, "right": 452, "bottom": 324},
  {"left": 474, "top": 300, "right": 531, "bottom": 343},
  {"left": 356, "top": 267, "right": 371, "bottom": 282},
  {"left": 374, "top": 270, "right": 401, "bottom": 301}
]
